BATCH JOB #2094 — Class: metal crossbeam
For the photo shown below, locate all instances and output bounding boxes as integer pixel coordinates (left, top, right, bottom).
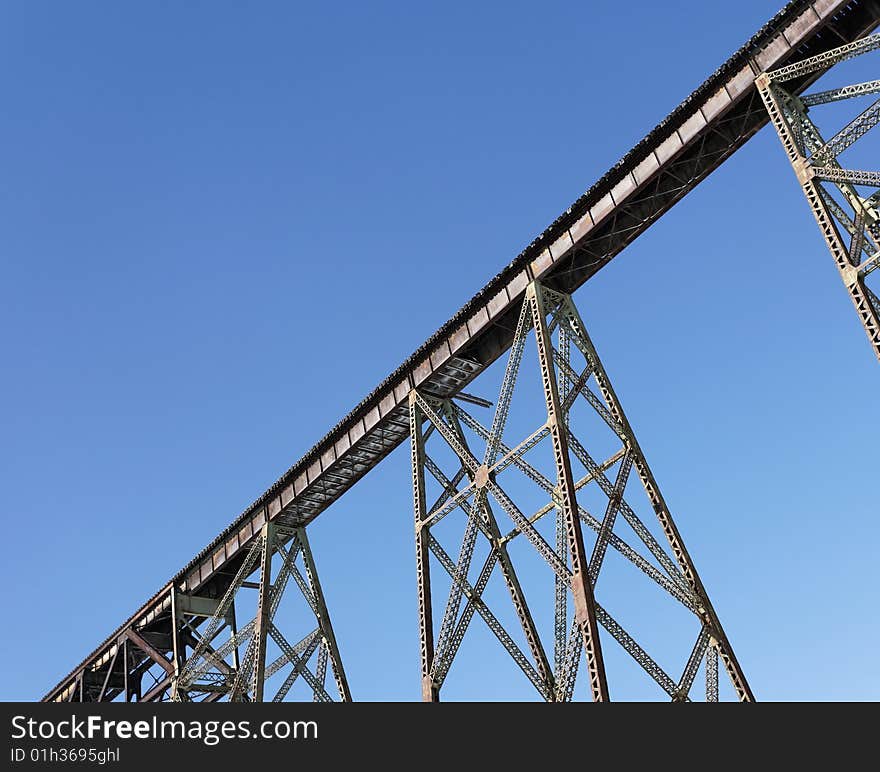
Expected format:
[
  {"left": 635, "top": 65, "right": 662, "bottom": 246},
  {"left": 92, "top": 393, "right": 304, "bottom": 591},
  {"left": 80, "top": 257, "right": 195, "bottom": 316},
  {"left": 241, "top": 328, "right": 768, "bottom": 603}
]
[{"left": 802, "top": 79, "right": 880, "bottom": 107}]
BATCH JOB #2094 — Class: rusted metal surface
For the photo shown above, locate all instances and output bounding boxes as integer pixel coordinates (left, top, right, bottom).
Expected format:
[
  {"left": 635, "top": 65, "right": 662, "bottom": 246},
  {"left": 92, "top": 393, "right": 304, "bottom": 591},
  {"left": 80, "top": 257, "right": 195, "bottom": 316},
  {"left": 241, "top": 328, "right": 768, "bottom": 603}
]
[{"left": 45, "top": 0, "right": 880, "bottom": 702}]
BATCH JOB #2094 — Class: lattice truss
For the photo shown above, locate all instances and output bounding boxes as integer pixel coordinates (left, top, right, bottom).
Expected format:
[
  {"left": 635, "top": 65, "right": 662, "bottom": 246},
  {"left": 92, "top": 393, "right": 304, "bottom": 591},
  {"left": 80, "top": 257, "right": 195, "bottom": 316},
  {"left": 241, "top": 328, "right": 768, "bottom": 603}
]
[
  {"left": 167, "top": 523, "right": 351, "bottom": 702},
  {"left": 758, "top": 32, "right": 880, "bottom": 361},
  {"left": 410, "top": 282, "right": 753, "bottom": 702}
]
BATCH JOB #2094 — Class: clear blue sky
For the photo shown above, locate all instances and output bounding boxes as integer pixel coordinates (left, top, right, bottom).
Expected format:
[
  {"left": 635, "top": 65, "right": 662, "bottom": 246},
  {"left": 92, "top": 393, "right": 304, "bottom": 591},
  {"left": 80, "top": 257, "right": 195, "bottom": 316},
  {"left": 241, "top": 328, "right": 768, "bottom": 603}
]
[{"left": 1, "top": 1, "right": 877, "bottom": 701}]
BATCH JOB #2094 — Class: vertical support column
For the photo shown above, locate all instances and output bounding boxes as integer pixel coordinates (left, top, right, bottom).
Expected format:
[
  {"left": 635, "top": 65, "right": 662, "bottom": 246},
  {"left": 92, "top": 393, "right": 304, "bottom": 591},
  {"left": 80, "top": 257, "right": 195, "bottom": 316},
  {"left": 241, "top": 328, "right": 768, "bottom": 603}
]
[
  {"left": 297, "top": 526, "right": 352, "bottom": 702},
  {"left": 228, "top": 600, "right": 240, "bottom": 674},
  {"left": 410, "top": 391, "right": 438, "bottom": 702},
  {"left": 169, "top": 587, "right": 185, "bottom": 702},
  {"left": 554, "top": 324, "right": 570, "bottom": 686},
  {"left": 123, "top": 639, "right": 130, "bottom": 702},
  {"left": 170, "top": 587, "right": 184, "bottom": 682},
  {"left": 529, "top": 282, "right": 609, "bottom": 703},
  {"left": 251, "top": 521, "right": 275, "bottom": 702}
]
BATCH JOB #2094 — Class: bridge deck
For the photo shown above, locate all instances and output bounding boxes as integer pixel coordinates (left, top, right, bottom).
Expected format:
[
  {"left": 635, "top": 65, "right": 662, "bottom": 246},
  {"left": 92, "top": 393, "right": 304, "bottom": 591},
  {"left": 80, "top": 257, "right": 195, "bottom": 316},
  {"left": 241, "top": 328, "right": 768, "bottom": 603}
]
[{"left": 45, "top": 0, "right": 880, "bottom": 701}]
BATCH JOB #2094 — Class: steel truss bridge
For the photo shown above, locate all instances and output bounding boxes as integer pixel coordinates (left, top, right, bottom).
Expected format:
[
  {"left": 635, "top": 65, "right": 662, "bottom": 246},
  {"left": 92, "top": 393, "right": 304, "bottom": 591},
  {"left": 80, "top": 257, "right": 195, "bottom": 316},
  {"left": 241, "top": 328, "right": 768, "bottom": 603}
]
[{"left": 44, "top": 0, "right": 880, "bottom": 703}]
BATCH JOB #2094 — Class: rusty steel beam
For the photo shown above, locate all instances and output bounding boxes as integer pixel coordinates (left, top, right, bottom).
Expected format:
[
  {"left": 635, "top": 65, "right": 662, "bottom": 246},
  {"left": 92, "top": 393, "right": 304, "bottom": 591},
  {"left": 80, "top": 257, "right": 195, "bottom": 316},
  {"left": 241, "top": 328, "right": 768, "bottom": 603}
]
[
  {"left": 124, "top": 630, "right": 174, "bottom": 677},
  {"left": 44, "top": 0, "right": 880, "bottom": 702},
  {"left": 529, "top": 284, "right": 609, "bottom": 702}
]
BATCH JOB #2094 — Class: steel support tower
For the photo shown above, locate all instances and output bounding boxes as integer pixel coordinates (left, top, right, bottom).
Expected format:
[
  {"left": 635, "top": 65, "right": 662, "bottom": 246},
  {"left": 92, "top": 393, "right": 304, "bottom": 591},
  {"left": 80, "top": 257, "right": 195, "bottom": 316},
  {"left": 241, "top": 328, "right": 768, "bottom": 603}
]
[
  {"left": 410, "top": 282, "right": 751, "bottom": 701},
  {"left": 758, "top": 33, "right": 880, "bottom": 360},
  {"left": 68, "top": 523, "right": 351, "bottom": 703},
  {"left": 171, "top": 523, "right": 351, "bottom": 702}
]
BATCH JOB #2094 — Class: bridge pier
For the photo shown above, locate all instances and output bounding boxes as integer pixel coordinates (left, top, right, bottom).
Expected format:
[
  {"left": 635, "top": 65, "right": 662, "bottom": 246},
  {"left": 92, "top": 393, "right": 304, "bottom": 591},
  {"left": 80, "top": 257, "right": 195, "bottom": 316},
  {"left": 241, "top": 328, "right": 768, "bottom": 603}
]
[
  {"left": 167, "top": 523, "right": 351, "bottom": 702},
  {"left": 409, "top": 281, "right": 752, "bottom": 701}
]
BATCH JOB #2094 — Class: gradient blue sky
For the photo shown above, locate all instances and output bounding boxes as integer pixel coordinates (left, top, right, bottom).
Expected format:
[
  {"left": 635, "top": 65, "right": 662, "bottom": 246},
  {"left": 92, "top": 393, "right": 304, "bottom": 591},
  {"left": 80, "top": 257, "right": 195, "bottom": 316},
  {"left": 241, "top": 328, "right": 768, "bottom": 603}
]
[{"left": 1, "top": 1, "right": 877, "bottom": 701}]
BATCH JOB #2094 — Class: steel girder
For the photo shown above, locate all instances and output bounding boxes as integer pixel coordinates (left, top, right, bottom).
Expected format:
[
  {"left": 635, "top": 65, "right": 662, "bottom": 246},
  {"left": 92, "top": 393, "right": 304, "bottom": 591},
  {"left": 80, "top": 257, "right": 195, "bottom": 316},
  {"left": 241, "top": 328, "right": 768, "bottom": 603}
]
[
  {"left": 409, "top": 281, "right": 752, "bottom": 701},
  {"left": 758, "top": 32, "right": 880, "bottom": 361}
]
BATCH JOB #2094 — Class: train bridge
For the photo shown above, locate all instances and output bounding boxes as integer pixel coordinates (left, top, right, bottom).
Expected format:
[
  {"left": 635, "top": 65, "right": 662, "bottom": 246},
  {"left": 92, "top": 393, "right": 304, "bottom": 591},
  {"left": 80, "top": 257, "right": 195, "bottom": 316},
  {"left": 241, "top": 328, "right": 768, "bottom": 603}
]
[{"left": 44, "top": 0, "right": 880, "bottom": 703}]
